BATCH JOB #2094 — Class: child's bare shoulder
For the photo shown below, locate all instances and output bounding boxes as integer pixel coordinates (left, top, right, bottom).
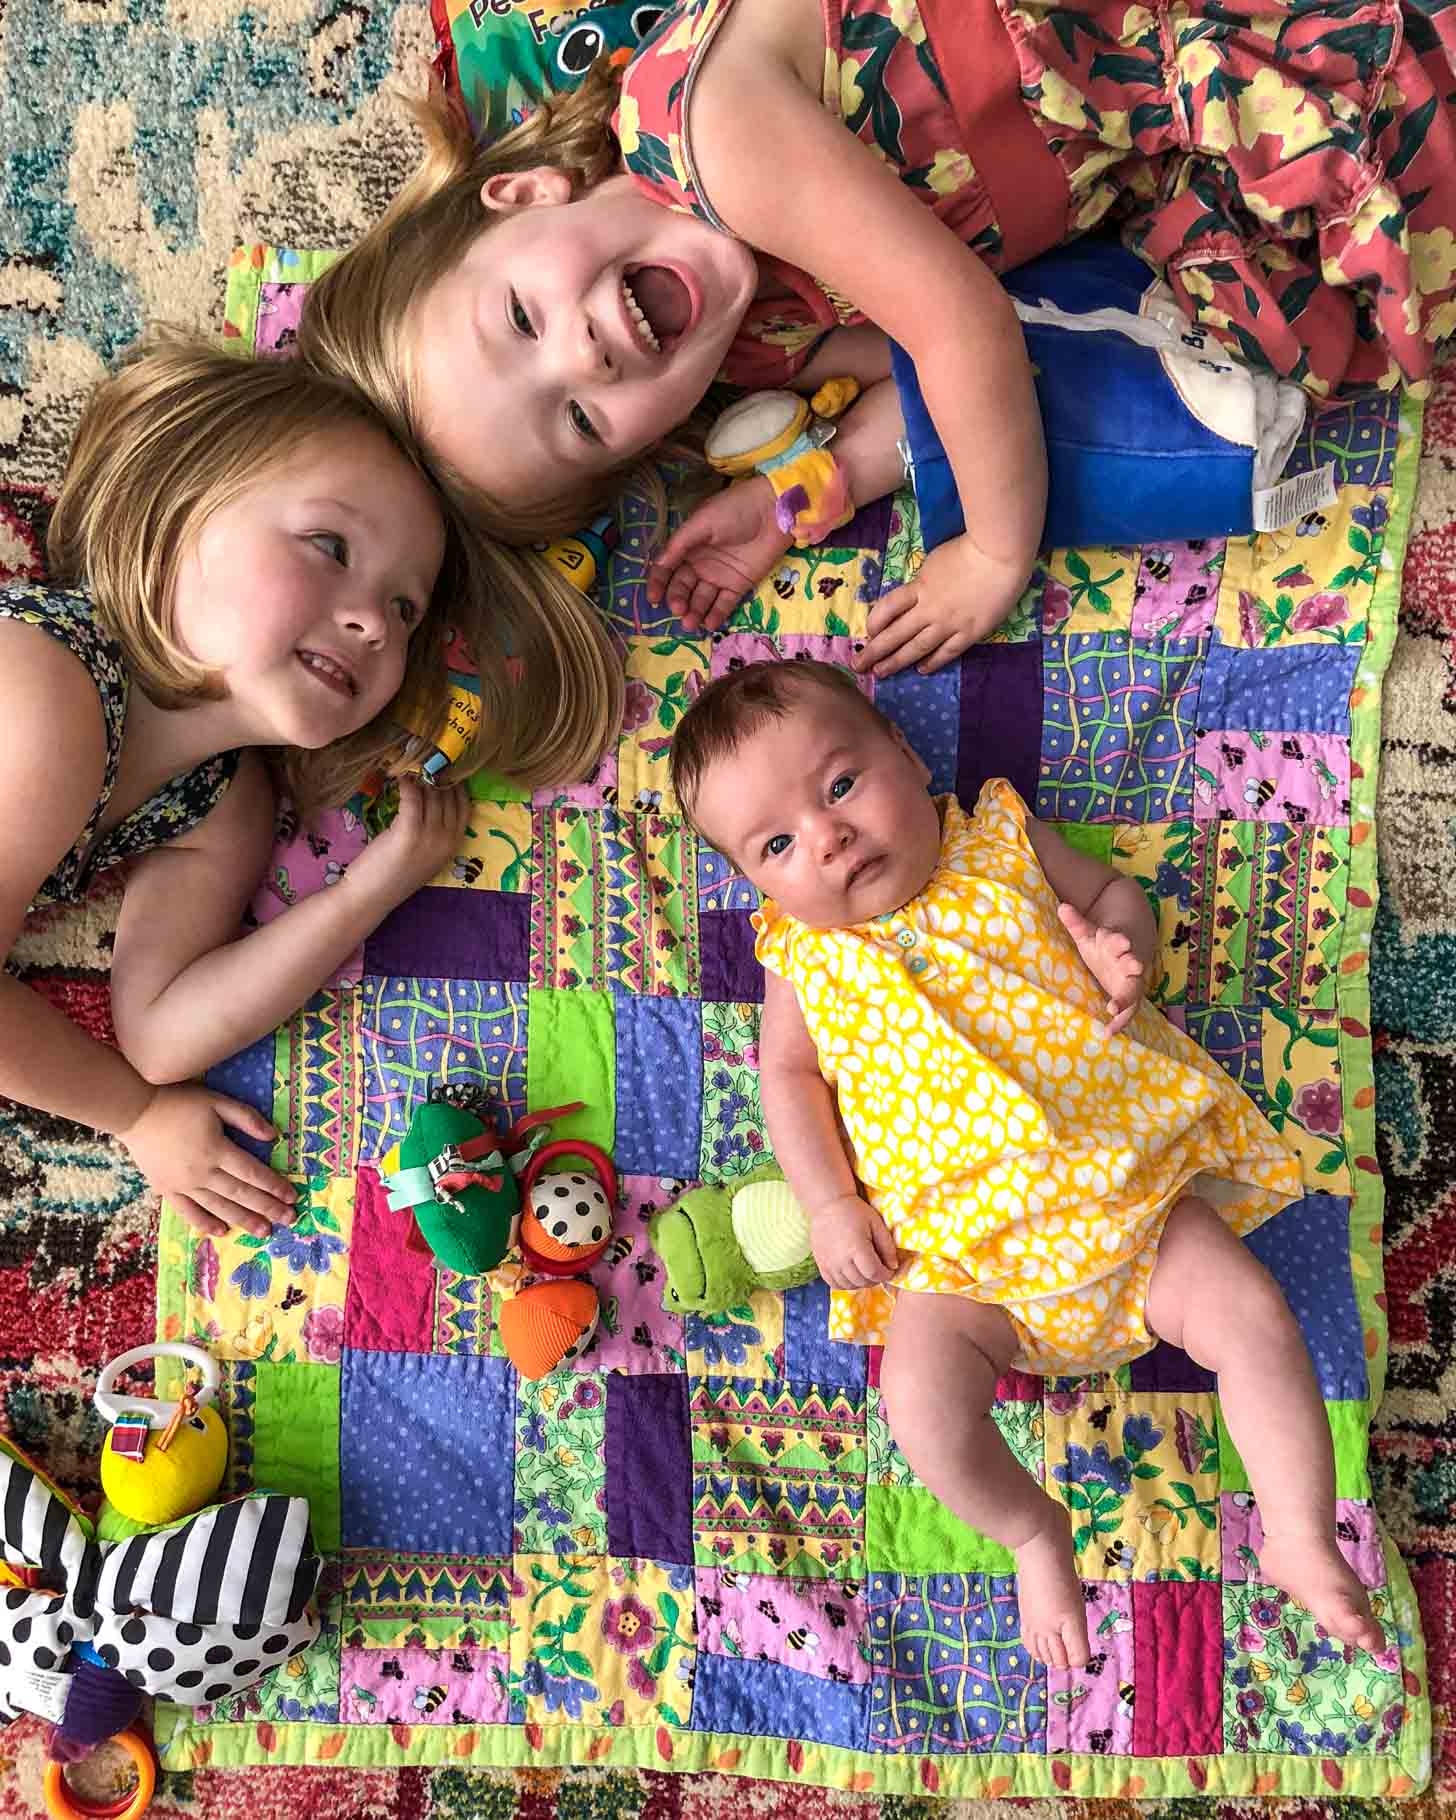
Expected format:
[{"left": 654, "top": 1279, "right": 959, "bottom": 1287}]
[{"left": 0, "top": 616, "right": 109, "bottom": 925}]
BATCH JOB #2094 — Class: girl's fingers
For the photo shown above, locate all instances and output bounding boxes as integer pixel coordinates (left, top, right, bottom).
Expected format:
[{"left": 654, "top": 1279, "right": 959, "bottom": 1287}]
[
  {"left": 687, "top": 579, "right": 720, "bottom": 627},
  {"left": 188, "top": 1188, "right": 272, "bottom": 1240},
  {"left": 857, "top": 607, "right": 931, "bottom": 674},
  {"left": 174, "top": 1196, "right": 229, "bottom": 1240},
  {"left": 918, "top": 631, "right": 976, "bottom": 675},
  {"left": 211, "top": 1158, "right": 296, "bottom": 1218},
  {"left": 210, "top": 1094, "right": 281, "bottom": 1144},
  {"left": 702, "top": 591, "right": 738, "bottom": 632}
]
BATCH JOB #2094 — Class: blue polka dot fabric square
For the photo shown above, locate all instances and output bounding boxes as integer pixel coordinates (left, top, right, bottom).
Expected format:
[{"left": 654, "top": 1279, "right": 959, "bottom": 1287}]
[
  {"left": 613, "top": 991, "right": 703, "bottom": 1176},
  {"left": 340, "top": 1350, "right": 516, "bottom": 1553},
  {"left": 866, "top": 1572, "right": 1046, "bottom": 1754},
  {"left": 1244, "top": 1192, "right": 1367, "bottom": 1400}
]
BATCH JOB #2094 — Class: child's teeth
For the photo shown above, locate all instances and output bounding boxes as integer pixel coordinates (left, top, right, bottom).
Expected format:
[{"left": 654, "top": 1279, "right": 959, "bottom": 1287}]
[{"left": 622, "top": 278, "right": 660, "bottom": 352}]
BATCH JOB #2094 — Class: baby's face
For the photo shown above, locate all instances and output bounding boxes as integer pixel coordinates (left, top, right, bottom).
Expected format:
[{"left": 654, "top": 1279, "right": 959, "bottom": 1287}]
[{"left": 693, "top": 690, "right": 942, "bottom": 928}]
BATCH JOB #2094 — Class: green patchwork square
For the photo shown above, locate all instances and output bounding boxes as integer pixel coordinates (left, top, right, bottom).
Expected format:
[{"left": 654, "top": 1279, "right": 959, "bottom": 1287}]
[
  {"left": 866, "top": 1485, "right": 1015, "bottom": 1575},
  {"left": 525, "top": 987, "right": 615, "bottom": 1153},
  {"left": 250, "top": 1358, "right": 341, "bottom": 1551}
]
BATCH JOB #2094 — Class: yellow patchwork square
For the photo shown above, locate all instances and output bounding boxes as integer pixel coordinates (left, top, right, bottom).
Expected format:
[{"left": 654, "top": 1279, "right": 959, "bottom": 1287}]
[
  {"left": 1216, "top": 492, "right": 1380, "bottom": 649},
  {"left": 160, "top": 1173, "right": 355, "bottom": 1366},
  {"left": 684, "top": 1284, "right": 784, "bottom": 1381},
  {"left": 1259, "top": 1009, "right": 1350, "bottom": 1193},
  {"left": 733, "top": 546, "right": 880, "bottom": 639},
  {"left": 1045, "top": 1386, "right": 1221, "bottom": 1583},
  {"left": 616, "top": 633, "right": 711, "bottom": 817},
  {"left": 511, "top": 1555, "right": 697, "bottom": 1727},
  {"left": 1042, "top": 546, "right": 1138, "bottom": 635},
  {"left": 435, "top": 799, "right": 534, "bottom": 893}
]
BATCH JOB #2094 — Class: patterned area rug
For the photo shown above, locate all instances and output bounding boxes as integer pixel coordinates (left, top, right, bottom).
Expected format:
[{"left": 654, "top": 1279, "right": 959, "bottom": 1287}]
[{"left": 1, "top": 2, "right": 1454, "bottom": 1816}]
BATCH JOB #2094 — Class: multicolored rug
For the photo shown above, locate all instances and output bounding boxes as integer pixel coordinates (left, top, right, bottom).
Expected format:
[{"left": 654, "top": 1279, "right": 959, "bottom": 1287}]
[{"left": 2, "top": 3, "right": 1456, "bottom": 1817}]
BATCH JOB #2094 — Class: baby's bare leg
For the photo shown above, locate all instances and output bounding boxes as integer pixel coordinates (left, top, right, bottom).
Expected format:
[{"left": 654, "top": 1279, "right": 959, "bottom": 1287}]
[
  {"left": 1145, "top": 1196, "right": 1382, "bottom": 1653},
  {"left": 881, "top": 1291, "right": 1092, "bottom": 1669}
]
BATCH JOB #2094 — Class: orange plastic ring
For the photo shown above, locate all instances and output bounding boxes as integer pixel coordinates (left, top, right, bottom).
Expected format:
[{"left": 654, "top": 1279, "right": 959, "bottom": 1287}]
[{"left": 43, "top": 1728, "right": 156, "bottom": 1820}]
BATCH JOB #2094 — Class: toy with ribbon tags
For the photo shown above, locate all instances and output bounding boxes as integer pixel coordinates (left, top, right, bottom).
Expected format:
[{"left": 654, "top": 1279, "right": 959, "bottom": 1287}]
[
  {"left": 379, "top": 1085, "right": 572, "bottom": 1276},
  {"left": 1, "top": 1344, "right": 321, "bottom": 1820}
]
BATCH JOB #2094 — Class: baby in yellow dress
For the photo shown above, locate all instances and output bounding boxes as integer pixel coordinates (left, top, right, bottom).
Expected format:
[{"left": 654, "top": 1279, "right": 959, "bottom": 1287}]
[{"left": 670, "top": 657, "right": 1381, "bottom": 1671}]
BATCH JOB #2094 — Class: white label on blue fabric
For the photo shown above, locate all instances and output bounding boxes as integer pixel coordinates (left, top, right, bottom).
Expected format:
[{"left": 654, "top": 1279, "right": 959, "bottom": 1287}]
[{"left": 1252, "top": 462, "right": 1339, "bottom": 532}]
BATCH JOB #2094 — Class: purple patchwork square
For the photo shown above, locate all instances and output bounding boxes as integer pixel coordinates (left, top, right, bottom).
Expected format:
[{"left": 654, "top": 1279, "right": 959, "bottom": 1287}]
[
  {"left": 255, "top": 281, "right": 305, "bottom": 356},
  {"left": 340, "top": 1350, "right": 515, "bottom": 1554},
  {"left": 582, "top": 1179, "right": 686, "bottom": 1373},
  {"left": 957, "top": 640, "right": 1043, "bottom": 810},
  {"left": 613, "top": 993, "right": 702, "bottom": 1177},
  {"left": 1127, "top": 1340, "right": 1216, "bottom": 1395},
  {"left": 1243, "top": 1193, "right": 1366, "bottom": 1400},
  {"left": 364, "top": 886, "right": 530, "bottom": 982},
  {"left": 866, "top": 1572, "right": 1046, "bottom": 1753},
  {"left": 700, "top": 909, "right": 763, "bottom": 1004},
  {"left": 1197, "top": 642, "right": 1359, "bottom": 734},
  {"left": 606, "top": 1372, "right": 693, "bottom": 1563}
]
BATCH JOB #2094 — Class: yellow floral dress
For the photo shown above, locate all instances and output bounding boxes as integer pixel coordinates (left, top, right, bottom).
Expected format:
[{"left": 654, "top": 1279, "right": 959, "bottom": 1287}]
[{"left": 752, "top": 780, "right": 1302, "bottom": 1373}]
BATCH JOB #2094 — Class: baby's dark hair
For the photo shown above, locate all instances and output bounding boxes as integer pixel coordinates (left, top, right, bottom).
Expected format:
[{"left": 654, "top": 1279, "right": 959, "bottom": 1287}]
[{"left": 670, "top": 657, "right": 893, "bottom": 832}]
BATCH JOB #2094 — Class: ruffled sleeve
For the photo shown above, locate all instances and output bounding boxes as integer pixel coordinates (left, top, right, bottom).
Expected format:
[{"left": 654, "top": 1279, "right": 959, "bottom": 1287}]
[{"left": 751, "top": 896, "right": 801, "bottom": 981}]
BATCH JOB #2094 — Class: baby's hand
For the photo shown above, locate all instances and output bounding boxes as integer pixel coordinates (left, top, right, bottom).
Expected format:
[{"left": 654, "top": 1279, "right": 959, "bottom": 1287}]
[
  {"left": 646, "top": 476, "right": 793, "bottom": 633},
  {"left": 351, "top": 778, "right": 470, "bottom": 906},
  {"left": 1057, "top": 903, "right": 1145, "bottom": 1038},
  {"left": 810, "top": 1193, "right": 899, "bottom": 1290},
  {"left": 855, "top": 532, "right": 1032, "bottom": 678},
  {"left": 117, "top": 1083, "right": 296, "bottom": 1240}
]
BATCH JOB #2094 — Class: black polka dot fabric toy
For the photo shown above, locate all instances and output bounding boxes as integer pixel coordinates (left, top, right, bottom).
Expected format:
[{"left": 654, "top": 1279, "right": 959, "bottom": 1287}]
[{"left": 0, "top": 1342, "right": 321, "bottom": 1805}]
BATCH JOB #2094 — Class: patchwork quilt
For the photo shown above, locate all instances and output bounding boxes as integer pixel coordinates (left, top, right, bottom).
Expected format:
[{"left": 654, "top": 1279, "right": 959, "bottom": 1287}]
[{"left": 151, "top": 245, "right": 1430, "bottom": 1797}]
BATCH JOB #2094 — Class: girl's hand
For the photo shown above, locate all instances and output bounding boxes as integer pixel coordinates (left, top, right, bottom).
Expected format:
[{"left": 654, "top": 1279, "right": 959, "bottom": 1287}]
[
  {"left": 117, "top": 1085, "right": 296, "bottom": 1240},
  {"left": 1057, "top": 903, "right": 1145, "bottom": 1038},
  {"left": 855, "top": 533, "right": 1032, "bottom": 678},
  {"left": 810, "top": 1192, "right": 900, "bottom": 1290},
  {"left": 646, "top": 476, "right": 793, "bottom": 633},
  {"left": 349, "top": 779, "right": 470, "bottom": 906}
]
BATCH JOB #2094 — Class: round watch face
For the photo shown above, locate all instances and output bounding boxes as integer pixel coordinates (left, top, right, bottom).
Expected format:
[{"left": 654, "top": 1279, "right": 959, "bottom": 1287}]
[{"left": 705, "top": 390, "right": 807, "bottom": 464}]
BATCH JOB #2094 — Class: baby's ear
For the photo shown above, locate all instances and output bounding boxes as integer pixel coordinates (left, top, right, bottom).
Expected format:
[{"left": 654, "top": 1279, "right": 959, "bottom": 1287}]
[{"left": 479, "top": 167, "right": 574, "bottom": 212}]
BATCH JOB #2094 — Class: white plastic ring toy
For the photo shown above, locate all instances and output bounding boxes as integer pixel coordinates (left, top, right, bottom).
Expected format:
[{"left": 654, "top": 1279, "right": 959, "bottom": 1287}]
[{"left": 93, "top": 1343, "right": 220, "bottom": 1429}]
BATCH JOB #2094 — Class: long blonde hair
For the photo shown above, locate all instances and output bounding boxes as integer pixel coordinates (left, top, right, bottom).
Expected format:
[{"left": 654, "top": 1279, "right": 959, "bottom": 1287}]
[
  {"left": 296, "top": 56, "right": 699, "bottom": 545},
  {"left": 47, "top": 332, "right": 621, "bottom": 813}
]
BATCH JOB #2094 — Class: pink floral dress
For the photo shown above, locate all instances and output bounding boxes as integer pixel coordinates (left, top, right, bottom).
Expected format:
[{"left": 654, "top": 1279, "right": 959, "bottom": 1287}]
[{"left": 613, "top": 0, "right": 1456, "bottom": 396}]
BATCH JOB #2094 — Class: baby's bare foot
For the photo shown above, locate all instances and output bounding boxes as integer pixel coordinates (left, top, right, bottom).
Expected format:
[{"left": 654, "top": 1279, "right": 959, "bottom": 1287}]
[
  {"left": 1258, "top": 1531, "right": 1384, "bottom": 1654},
  {"left": 1015, "top": 1518, "right": 1091, "bottom": 1669}
]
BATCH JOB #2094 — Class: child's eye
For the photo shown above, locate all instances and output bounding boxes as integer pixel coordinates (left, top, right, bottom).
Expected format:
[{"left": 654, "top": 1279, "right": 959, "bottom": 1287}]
[
  {"left": 764, "top": 833, "right": 791, "bottom": 858},
  {"left": 395, "top": 598, "right": 421, "bottom": 627},
  {"left": 568, "top": 401, "right": 601, "bottom": 445},
  {"left": 310, "top": 532, "right": 347, "bottom": 564},
  {"left": 830, "top": 773, "right": 855, "bottom": 800},
  {"left": 508, "top": 290, "right": 535, "bottom": 339}
]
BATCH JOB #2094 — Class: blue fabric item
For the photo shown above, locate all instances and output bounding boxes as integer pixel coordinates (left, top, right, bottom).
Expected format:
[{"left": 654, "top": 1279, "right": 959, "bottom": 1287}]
[
  {"left": 692, "top": 1652, "right": 871, "bottom": 1751},
  {"left": 1244, "top": 1194, "right": 1368, "bottom": 1401},
  {"left": 891, "top": 238, "right": 1264, "bottom": 549}
]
